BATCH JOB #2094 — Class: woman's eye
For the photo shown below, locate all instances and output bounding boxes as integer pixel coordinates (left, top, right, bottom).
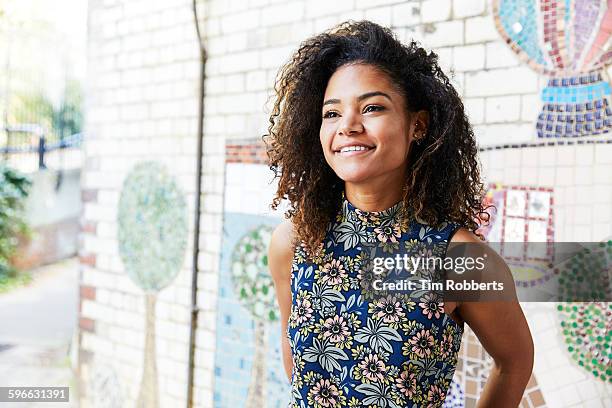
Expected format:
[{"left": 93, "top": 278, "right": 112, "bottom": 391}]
[
  {"left": 364, "top": 105, "right": 384, "bottom": 113},
  {"left": 323, "top": 111, "right": 338, "bottom": 119}
]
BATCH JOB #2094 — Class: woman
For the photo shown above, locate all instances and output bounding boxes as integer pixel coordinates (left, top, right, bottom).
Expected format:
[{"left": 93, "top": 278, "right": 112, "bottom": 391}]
[{"left": 265, "top": 20, "right": 533, "bottom": 408}]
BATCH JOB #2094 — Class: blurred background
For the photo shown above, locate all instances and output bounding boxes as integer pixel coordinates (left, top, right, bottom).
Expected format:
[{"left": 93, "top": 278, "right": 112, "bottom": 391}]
[{"left": 0, "top": 0, "right": 610, "bottom": 407}]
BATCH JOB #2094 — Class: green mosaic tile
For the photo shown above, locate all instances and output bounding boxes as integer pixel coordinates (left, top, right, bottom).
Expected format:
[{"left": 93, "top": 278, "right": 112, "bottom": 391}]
[
  {"left": 117, "top": 161, "right": 188, "bottom": 292},
  {"left": 230, "top": 225, "right": 278, "bottom": 322}
]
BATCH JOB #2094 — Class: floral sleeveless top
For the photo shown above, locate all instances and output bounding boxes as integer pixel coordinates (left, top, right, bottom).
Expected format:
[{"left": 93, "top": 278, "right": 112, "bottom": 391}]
[{"left": 287, "top": 194, "right": 464, "bottom": 408}]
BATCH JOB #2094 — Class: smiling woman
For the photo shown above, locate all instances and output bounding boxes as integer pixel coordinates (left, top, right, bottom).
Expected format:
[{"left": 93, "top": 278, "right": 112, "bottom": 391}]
[{"left": 264, "top": 20, "right": 533, "bottom": 408}]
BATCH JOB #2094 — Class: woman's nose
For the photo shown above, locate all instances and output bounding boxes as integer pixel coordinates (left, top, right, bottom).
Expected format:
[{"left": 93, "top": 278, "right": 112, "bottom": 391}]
[{"left": 338, "top": 112, "right": 364, "bottom": 136}]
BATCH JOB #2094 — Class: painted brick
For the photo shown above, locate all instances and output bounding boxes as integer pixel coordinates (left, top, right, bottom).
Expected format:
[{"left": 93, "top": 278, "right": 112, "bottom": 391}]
[
  {"left": 464, "top": 97, "right": 485, "bottom": 124},
  {"left": 465, "top": 67, "right": 539, "bottom": 97},
  {"left": 355, "top": 0, "right": 403, "bottom": 8},
  {"left": 521, "top": 94, "right": 540, "bottom": 122},
  {"left": 486, "top": 41, "right": 520, "bottom": 69},
  {"left": 453, "top": 44, "right": 485, "bottom": 71},
  {"left": 261, "top": 2, "right": 305, "bottom": 26},
  {"left": 421, "top": 0, "right": 451, "bottom": 23},
  {"left": 306, "top": 0, "right": 356, "bottom": 19},
  {"left": 391, "top": 3, "right": 421, "bottom": 27},
  {"left": 485, "top": 95, "right": 521, "bottom": 123},
  {"left": 453, "top": 0, "right": 486, "bottom": 18},
  {"left": 220, "top": 10, "right": 260, "bottom": 34},
  {"left": 365, "top": 7, "right": 393, "bottom": 27},
  {"left": 420, "top": 21, "right": 463, "bottom": 48},
  {"left": 465, "top": 15, "right": 499, "bottom": 43}
]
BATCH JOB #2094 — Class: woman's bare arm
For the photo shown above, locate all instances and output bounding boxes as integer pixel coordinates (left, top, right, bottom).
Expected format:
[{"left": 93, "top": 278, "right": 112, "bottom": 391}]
[
  {"left": 452, "top": 229, "right": 534, "bottom": 408},
  {"left": 268, "top": 220, "right": 295, "bottom": 382}
]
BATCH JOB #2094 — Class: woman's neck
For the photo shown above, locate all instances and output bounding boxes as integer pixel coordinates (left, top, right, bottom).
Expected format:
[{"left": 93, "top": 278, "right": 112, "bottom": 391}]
[{"left": 344, "top": 172, "right": 405, "bottom": 212}]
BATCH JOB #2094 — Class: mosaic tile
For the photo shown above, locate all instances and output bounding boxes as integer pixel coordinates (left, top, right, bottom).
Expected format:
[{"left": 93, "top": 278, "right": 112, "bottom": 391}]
[
  {"left": 443, "top": 378, "right": 465, "bottom": 407},
  {"left": 493, "top": 0, "right": 612, "bottom": 138},
  {"left": 478, "top": 184, "right": 555, "bottom": 287},
  {"left": 117, "top": 161, "right": 188, "bottom": 292},
  {"left": 214, "top": 214, "right": 290, "bottom": 408},
  {"left": 557, "top": 302, "right": 612, "bottom": 383},
  {"left": 451, "top": 327, "right": 547, "bottom": 407},
  {"left": 88, "top": 363, "right": 123, "bottom": 408},
  {"left": 556, "top": 242, "right": 612, "bottom": 302}
]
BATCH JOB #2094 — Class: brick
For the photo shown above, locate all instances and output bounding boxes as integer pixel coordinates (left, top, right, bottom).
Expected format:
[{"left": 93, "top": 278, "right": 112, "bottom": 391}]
[
  {"left": 79, "top": 253, "right": 97, "bottom": 268},
  {"left": 81, "top": 221, "right": 98, "bottom": 234},
  {"left": 220, "top": 10, "right": 260, "bottom": 34},
  {"left": 365, "top": 7, "right": 393, "bottom": 27},
  {"left": 420, "top": 21, "right": 463, "bottom": 48},
  {"left": 453, "top": 0, "right": 486, "bottom": 18},
  {"left": 259, "top": 45, "right": 295, "bottom": 69},
  {"left": 216, "top": 50, "right": 260, "bottom": 73},
  {"left": 453, "top": 44, "right": 485, "bottom": 71},
  {"left": 486, "top": 42, "right": 519, "bottom": 69},
  {"left": 464, "top": 98, "right": 484, "bottom": 124},
  {"left": 261, "top": 2, "right": 304, "bottom": 26},
  {"left": 465, "top": 16, "right": 499, "bottom": 43},
  {"left": 80, "top": 285, "right": 97, "bottom": 300},
  {"left": 391, "top": 3, "right": 421, "bottom": 27},
  {"left": 245, "top": 70, "right": 267, "bottom": 91},
  {"left": 465, "top": 67, "right": 538, "bottom": 97},
  {"left": 473, "top": 123, "right": 532, "bottom": 146},
  {"left": 79, "top": 317, "right": 96, "bottom": 333},
  {"left": 421, "top": 0, "right": 451, "bottom": 23},
  {"left": 82, "top": 189, "right": 98, "bottom": 203},
  {"left": 224, "top": 73, "right": 245, "bottom": 93},
  {"left": 355, "top": 0, "right": 404, "bottom": 8},
  {"left": 521, "top": 94, "right": 540, "bottom": 122},
  {"left": 485, "top": 96, "right": 520, "bottom": 123},
  {"left": 306, "top": 0, "right": 356, "bottom": 19}
]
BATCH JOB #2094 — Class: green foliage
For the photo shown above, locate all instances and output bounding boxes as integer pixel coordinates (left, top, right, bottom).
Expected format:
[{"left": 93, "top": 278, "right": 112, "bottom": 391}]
[
  {"left": 9, "top": 80, "right": 83, "bottom": 143},
  {"left": 0, "top": 163, "right": 31, "bottom": 280}
]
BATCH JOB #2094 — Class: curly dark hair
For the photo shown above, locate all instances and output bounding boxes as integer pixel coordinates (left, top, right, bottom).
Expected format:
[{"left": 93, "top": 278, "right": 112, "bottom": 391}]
[{"left": 263, "top": 20, "right": 487, "bottom": 256}]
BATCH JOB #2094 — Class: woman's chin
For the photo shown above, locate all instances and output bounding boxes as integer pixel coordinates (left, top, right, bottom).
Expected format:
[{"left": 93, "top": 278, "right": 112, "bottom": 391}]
[{"left": 336, "top": 170, "right": 374, "bottom": 184}]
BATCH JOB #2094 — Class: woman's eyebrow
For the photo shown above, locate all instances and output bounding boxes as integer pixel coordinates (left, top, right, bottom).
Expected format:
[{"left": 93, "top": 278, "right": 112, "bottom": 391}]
[{"left": 323, "top": 91, "right": 392, "bottom": 106}]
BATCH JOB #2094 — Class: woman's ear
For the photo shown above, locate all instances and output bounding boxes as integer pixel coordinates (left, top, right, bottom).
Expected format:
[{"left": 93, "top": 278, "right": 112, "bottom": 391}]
[
  {"left": 414, "top": 110, "right": 430, "bottom": 134},
  {"left": 410, "top": 110, "right": 430, "bottom": 142}
]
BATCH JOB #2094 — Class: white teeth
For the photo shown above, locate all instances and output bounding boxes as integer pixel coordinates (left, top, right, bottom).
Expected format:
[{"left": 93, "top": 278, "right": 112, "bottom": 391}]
[{"left": 339, "top": 146, "right": 370, "bottom": 153}]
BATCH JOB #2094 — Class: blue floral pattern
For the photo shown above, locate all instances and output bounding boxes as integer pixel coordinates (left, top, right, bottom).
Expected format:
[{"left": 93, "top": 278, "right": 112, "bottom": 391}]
[{"left": 288, "top": 193, "right": 464, "bottom": 408}]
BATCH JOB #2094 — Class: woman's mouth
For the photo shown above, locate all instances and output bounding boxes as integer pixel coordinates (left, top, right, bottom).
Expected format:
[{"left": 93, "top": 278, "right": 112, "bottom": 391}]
[{"left": 334, "top": 145, "right": 375, "bottom": 157}]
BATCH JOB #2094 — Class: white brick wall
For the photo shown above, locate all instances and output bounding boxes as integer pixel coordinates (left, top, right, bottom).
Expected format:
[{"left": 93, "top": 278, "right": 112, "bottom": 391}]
[{"left": 83, "top": 1, "right": 612, "bottom": 407}]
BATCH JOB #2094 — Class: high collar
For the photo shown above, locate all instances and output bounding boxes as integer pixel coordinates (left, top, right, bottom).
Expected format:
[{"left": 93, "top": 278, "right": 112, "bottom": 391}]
[{"left": 340, "top": 190, "right": 404, "bottom": 229}]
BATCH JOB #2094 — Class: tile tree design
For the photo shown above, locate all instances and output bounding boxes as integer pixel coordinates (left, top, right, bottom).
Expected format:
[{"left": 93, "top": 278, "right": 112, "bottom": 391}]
[{"left": 117, "top": 161, "right": 188, "bottom": 408}]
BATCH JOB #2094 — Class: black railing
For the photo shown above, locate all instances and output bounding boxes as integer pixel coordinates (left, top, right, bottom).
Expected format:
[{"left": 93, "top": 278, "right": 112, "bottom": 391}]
[{"left": 1, "top": 124, "right": 83, "bottom": 170}]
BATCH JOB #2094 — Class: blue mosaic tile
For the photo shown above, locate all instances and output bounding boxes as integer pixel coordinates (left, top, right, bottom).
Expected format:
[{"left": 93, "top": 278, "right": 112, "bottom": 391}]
[
  {"left": 494, "top": 0, "right": 612, "bottom": 138},
  {"left": 214, "top": 213, "right": 290, "bottom": 408},
  {"left": 498, "top": 0, "right": 551, "bottom": 69}
]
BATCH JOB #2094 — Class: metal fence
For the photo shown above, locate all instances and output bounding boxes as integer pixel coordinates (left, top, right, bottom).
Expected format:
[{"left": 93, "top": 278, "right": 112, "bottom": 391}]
[{"left": 1, "top": 124, "right": 83, "bottom": 173}]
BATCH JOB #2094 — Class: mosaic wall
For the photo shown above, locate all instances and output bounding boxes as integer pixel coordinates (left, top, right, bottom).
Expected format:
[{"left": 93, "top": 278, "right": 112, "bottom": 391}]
[
  {"left": 117, "top": 161, "right": 188, "bottom": 407},
  {"left": 479, "top": 183, "right": 555, "bottom": 287},
  {"left": 450, "top": 327, "right": 547, "bottom": 408},
  {"left": 214, "top": 213, "right": 289, "bottom": 408},
  {"left": 493, "top": 0, "right": 612, "bottom": 138},
  {"left": 558, "top": 302, "right": 612, "bottom": 384}
]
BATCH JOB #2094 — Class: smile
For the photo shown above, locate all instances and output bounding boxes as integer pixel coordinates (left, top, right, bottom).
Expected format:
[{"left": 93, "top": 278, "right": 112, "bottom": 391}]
[{"left": 334, "top": 145, "right": 375, "bottom": 157}]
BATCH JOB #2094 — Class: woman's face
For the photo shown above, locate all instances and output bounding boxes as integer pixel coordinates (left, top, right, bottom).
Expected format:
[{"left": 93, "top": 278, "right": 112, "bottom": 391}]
[{"left": 320, "top": 63, "right": 423, "bottom": 186}]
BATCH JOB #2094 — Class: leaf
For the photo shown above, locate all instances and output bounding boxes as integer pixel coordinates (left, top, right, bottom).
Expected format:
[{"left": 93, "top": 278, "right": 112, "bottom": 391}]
[{"left": 346, "top": 294, "right": 355, "bottom": 310}]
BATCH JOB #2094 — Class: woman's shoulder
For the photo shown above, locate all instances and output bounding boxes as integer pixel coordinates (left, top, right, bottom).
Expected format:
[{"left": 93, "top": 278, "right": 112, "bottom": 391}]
[
  {"left": 268, "top": 220, "right": 297, "bottom": 282},
  {"left": 449, "top": 227, "right": 483, "bottom": 243}
]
